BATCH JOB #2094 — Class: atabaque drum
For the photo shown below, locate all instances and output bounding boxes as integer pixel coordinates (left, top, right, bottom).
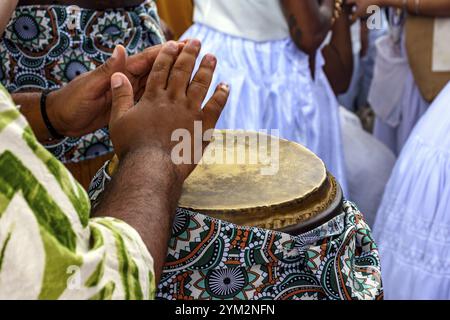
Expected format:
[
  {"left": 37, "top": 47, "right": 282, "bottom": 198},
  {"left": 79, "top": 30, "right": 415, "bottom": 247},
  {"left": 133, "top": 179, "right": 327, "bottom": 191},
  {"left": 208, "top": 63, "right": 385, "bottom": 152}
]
[{"left": 108, "top": 130, "right": 343, "bottom": 235}]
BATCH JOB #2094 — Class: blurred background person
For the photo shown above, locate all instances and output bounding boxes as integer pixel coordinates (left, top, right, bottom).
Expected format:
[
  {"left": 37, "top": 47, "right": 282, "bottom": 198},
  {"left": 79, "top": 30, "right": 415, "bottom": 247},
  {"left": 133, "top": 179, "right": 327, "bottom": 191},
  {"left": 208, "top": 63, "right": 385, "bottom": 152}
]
[
  {"left": 374, "top": 81, "right": 450, "bottom": 300},
  {"left": 338, "top": 12, "right": 388, "bottom": 115},
  {"left": 351, "top": 0, "right": 450, "bottom": 299},
  {"left": 321, "top": 1, "right": 396, "bottom": 226},
  {"left": 350, "top": 0, "right": 450, "bottom": 155},
  {"left": 338, "top": 11, "right": 388, "bottom": 132}
]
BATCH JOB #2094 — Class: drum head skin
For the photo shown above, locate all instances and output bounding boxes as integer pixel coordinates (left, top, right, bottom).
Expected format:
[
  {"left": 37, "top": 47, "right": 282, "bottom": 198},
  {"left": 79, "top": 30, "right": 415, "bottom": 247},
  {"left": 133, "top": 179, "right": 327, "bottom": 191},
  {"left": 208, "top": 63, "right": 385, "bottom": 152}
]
[
  {"left": 107, "top": 130, "right": 341, "bottom": 233},
  {"left": 179, "top": 130, "right": 339, "bottom": 231}
]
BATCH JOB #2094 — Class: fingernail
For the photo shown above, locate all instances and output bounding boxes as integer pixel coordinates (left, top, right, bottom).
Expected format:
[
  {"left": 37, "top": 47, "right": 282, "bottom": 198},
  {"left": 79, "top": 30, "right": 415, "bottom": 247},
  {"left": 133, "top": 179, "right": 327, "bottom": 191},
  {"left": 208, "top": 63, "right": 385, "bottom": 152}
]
[
  {"left": 112, "top": 46, "right": 119, "bottom": 59},
  {"left": 188, "top": 39, "right": 201, "bottom": 49},
  {"left": 205, "top": 54, "right": 216, "bottom": 66},
  {"left": 219, "top": 82, "right": 229, "bottom": 92},
  {"left": 166, "top": 41, "right": 178, "bottom": 53},
  {"left": 111, "top": 74, "right": 123, "bottom": 89}
]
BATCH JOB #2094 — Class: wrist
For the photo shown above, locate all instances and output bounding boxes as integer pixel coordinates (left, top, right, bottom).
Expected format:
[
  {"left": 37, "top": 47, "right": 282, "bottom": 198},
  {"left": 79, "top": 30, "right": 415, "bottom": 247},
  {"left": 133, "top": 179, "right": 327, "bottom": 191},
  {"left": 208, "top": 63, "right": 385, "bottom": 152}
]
[
  {"left": 120, "top": 146, "right": 184, "bottom": 186},
  {"left": 45, "top": 89, "right": 69, "bottom": 137},
  {"left": 12, "top": 91, "right": 62, "bottom": 143}
]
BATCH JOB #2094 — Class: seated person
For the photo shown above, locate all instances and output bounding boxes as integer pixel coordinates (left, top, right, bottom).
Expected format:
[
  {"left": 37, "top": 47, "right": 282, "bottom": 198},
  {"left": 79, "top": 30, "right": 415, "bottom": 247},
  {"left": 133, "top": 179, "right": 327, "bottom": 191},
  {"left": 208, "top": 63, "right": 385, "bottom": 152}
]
[
  {"left": 0, "top": 37, "right": 229, "bottom": 299},
  {"left": 89, "top": 9, "right": 383, "bottom": 298},
  {"left": 91, "top": 139, "right": 383, "bottom": 300},
  {"left": 0, "top": 0, "right": 165, "bottom": 188},
  {"left": 0, "top": 2, "right": 382, "bottom": 300},
  {"left": 321, "top": 2, "right": 396, "bottom": 226}
]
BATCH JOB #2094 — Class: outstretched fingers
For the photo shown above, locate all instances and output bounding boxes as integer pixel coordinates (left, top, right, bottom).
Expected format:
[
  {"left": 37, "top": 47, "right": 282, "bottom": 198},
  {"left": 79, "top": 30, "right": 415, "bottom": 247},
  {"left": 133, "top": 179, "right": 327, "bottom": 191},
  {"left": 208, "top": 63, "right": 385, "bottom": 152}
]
[
  {"left": 187, "top": 53, "right": 217, "bottom": 108},
  {"left": 145, "top": 41, "right": 181, "bottom": 96},
  {"left": 167, "top": 39, "right": 202, "bottom": 96},
  {"left": 202, "top": 83, "right": 230, "bottom": 130}
]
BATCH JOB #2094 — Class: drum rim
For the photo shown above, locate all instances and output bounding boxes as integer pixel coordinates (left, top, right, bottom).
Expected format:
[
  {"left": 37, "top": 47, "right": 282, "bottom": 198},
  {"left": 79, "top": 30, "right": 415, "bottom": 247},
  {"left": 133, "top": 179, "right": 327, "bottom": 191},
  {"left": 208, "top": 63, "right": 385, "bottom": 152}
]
[{"left": 277, "top": 176, "right": 344, "bottom": 235}]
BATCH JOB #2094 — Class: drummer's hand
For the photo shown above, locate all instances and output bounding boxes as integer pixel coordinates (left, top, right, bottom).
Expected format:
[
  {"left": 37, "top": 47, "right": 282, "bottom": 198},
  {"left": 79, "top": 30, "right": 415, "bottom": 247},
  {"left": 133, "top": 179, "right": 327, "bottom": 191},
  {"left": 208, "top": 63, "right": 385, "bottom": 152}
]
[
  {"left": 109, "top": 40, "right": 230, "bottom": 181},
  {"left": 46, "top": 43, "right": 181, "bottom": 138}
]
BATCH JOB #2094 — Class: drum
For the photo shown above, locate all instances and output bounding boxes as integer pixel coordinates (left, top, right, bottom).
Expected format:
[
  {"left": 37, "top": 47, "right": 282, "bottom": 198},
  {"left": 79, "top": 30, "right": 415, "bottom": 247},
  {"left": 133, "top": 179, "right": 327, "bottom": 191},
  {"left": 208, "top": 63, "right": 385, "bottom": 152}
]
[{"left": 108, "top": 130, "right": 343, "bottom": 235}]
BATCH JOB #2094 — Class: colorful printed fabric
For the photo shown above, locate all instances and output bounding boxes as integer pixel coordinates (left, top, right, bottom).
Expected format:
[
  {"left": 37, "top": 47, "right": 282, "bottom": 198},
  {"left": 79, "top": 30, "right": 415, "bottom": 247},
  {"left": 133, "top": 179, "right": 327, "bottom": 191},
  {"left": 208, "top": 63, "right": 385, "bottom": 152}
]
[
  {"left": 89, "top": 161, "right": 383, "bottom": 300},
  {"left": 0, "top": 84, "right": 155, "bottom": 300},
  {"left": 0, "top": 0, "right": 164, "bottom": 163}
]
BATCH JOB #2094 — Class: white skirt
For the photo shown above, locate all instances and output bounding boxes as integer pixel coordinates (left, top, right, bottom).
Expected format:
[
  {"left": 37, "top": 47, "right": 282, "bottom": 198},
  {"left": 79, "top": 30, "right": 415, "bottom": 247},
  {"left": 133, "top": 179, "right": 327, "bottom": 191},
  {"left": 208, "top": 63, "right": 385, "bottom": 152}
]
[
  {"left": 373, "top": 82, "right": 450, "bottom": 299},
  {"left": 339, "top": 107, "right": 396, "bottom": 227},
  {"left": 181, "top": 23, "right": 348, "bottom": 193},
  {"left": 369, "top": 34, "right": 429, "bottom": 155}
]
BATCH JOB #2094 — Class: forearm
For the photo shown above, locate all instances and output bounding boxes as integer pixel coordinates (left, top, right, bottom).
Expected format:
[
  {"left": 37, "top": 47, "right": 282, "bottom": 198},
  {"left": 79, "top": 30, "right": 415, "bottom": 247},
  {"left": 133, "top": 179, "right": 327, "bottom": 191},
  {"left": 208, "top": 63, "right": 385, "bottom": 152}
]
[
  {"left": 92, "top": 148, "right": 183, "bottom": 283},
  {"left": 0, "top": 0, "right": 18, "bottom": 34},
  {"left": 12, "top": 92, "right": 55, "bottom": 142},
  {"left": 281, "top": 0, "right": 335, "bottom": 54},
  {"left": 380, "top": 0, "right": 450, "bottom": 16},
  {"left": 322, "top": 11, "right": 354, "bottom": 94}
]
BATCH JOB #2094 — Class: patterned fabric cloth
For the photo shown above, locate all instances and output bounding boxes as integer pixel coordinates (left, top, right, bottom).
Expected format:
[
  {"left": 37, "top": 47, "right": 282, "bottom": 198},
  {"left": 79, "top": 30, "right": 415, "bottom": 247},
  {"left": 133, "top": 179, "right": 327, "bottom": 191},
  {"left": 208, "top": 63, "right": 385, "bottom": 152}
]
[
  {"left": 89, "top": 161, "right": 384, "bottom": 300},
  {"left": 0, "top": 0, "right": 164, "bottom": 163},
  {"left": 0, "top": 84, "right": 155, "bottom": 300}
]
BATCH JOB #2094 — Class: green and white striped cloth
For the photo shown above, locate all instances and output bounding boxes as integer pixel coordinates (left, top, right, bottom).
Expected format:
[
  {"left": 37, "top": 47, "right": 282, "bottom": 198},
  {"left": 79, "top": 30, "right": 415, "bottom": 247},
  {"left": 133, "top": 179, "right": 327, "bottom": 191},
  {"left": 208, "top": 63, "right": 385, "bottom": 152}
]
[{"left": 0, "top": 85, "right": 155, "bottom": 300}]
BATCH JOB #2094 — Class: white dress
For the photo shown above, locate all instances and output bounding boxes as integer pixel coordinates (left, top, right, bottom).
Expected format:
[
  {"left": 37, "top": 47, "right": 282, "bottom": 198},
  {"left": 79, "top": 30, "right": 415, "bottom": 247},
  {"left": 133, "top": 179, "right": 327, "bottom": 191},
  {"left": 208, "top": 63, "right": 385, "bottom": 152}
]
[
  {"left": 182, "top": 0, "right": 348, "bottom": 193},
  {"left": 373, "top": 82, "right": 450, "bottom": 299},
  {"left": 339, "top": 107, "right": 396, "bottom": 227},
  {"left": 368, "top": 12, "right": 429, "bottom": 156}
]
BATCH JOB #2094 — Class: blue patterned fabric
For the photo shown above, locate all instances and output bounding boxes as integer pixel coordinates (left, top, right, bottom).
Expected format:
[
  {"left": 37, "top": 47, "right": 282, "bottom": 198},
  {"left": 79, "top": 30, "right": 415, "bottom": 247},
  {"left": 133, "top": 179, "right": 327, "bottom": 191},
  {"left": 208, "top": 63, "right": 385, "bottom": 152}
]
[{"left": 0, "top": 0, "right": 164, "bottom": 163}]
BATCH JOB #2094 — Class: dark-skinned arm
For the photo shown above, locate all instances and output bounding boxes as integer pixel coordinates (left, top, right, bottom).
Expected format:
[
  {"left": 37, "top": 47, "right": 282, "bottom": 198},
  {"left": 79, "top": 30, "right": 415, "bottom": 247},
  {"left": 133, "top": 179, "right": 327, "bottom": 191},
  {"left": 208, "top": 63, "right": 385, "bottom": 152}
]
[
  {"left": 12, "top": 92, "right": 56, "bottom": 142},
  {"left": 322, "top": 6, "right": 354, "bottom": 95},
  {"left": 349, "top": 0, "right": 450, "bottom": 18},
  {"left": 12, "top": 44, "right": 171, "bottom": 143},
  {"left": 93, "top": 41, "right": 229, "bottom": 283},
  {"left": 280, "top": 0, "right": 335, "bottom": 55},
  {"left": 93, "top": 147, "right": 183, "bottom": 285}
]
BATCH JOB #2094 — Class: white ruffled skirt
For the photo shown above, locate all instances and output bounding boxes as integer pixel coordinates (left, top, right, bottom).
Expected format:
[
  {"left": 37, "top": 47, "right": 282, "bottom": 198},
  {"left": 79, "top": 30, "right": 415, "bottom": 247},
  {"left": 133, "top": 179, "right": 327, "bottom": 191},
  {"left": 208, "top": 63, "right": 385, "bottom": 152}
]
[
  {"left": 373, "top": 82, "right": 450, "bottom": 299},
  {"left": 181, "top": 23, "right": 347, "bottom": 193}
]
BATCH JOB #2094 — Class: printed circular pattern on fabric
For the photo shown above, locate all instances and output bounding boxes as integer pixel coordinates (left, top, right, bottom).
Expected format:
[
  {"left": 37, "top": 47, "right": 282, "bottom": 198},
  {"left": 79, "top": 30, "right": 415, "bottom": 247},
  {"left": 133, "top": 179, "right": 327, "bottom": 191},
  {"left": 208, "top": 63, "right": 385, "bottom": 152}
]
[
  {"left": 155, "top": 202, "right": 383, "bottom": 300},
  {"left": 86, "top": 12, "right": 135, "bottom": 53},
  {"left": 205, "top": 268, "right": 248, "bottom": 299},
  {"left": 5, "top": 8, "right": 60, "bottom": 58}
]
